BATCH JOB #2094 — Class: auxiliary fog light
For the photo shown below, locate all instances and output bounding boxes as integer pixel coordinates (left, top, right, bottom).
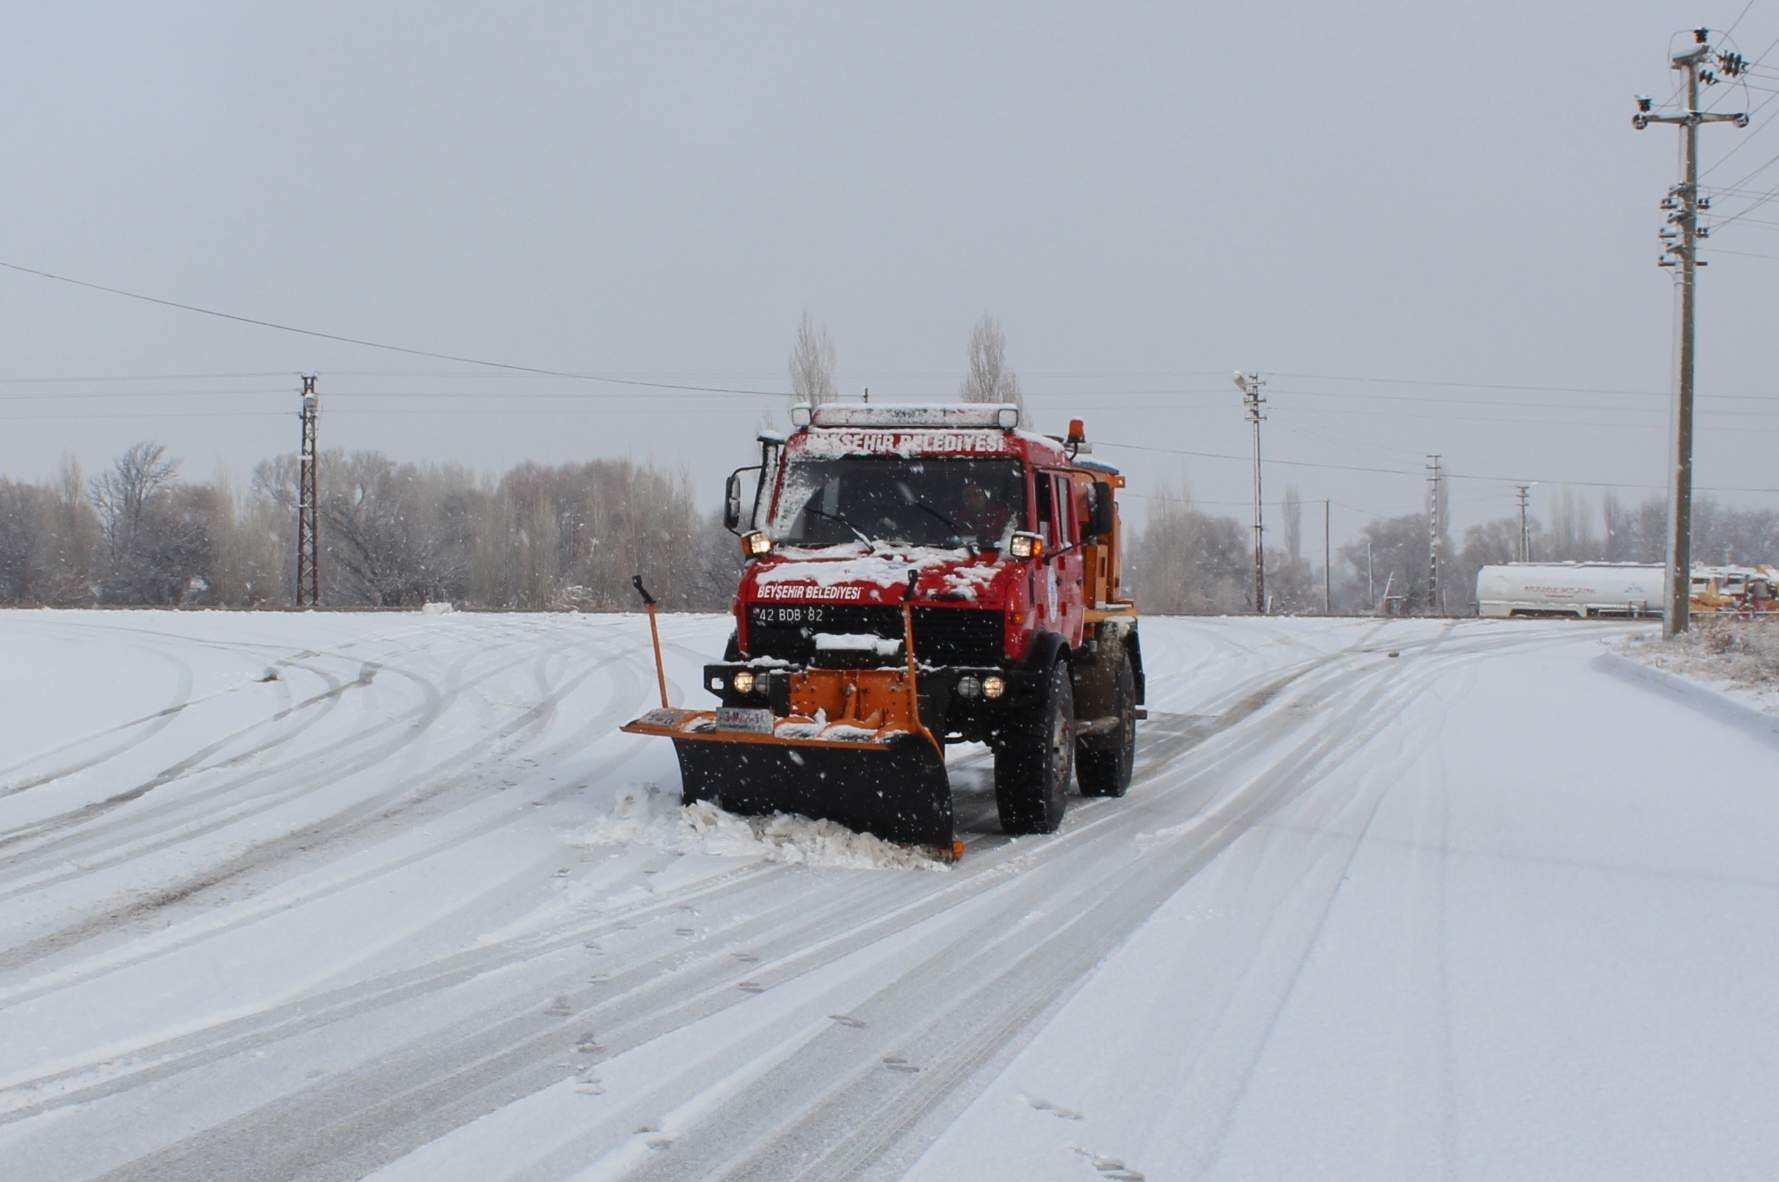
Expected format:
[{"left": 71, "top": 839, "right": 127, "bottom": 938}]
[
  {"left": 731, "top": 670, "right": 756, "bottom": 694},
  {"left": 981, "top": 675, "right": 1007, "bottom": 700},
  {"left": 956, "top": 674, "right": 982, "bottom": 699}
]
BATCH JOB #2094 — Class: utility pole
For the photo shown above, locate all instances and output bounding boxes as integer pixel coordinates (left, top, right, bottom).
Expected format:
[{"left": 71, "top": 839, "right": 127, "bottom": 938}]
[
  {"left": 1633, "top": 28, "right": 1747, "bottom": 637},
  {"left": 1366, "top": 540, "right": 1374, "bottom": 607},
  {"left": 295, "top": 375, "right": 320, "bottom": 608},
  {"left": 1515, "top": 484, "right": 1531, "bottom": 562},
  {"left": 1323, "top": 499, "right": 1332, "bottom": 614},
  {"left": 1234, "top": 370, "right": 1266, "bottom": 613},
  {"left": 1425, "top": 453, "right": 1443, "bottom": 615}
]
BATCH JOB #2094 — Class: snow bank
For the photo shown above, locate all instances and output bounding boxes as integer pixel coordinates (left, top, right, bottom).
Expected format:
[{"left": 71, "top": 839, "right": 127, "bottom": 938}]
[
  {"left": 576, "top": 787, "right": 948, "bottom": 871},
  {"left": 1622, "top": 620, "right": 1779, "bottom": 715},
  {"left": 420, "top": 601, "right": 456, "bottom": 616}
]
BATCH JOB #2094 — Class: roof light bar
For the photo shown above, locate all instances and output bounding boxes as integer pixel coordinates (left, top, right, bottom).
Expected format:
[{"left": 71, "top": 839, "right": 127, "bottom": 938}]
[{"left": 807, "top": 403, "right": 1021, "bottom": 430}]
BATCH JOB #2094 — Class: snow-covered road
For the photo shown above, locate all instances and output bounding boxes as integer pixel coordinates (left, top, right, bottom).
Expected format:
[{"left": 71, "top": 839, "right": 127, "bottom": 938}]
[{"left": 2, "top": 611, "right": 1776, "bottom": 1181}]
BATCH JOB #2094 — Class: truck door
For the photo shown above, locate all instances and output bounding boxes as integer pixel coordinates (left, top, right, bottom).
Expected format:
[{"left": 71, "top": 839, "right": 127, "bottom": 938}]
[{"left": 1042, "top": 471, "right": 1086, "bottom": 647}]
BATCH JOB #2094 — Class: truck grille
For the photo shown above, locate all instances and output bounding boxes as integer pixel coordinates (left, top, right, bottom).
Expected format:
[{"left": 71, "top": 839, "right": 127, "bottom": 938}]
[
  {"left": 745, "top": 605, "right": 1003, "bottom": 666},
  {"left": 911, "top": 607, "right": 1004, "bottom": 665}
]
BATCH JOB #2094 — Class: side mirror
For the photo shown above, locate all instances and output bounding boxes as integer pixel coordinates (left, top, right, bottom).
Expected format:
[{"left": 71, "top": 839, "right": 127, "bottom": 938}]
[
  {"left": 723, "top": 472, "right": 743, "bottom": 533},
  {"left": 1087, "top": 481, "right": 1116, "bottom": 539},
  {"left": 723, "top": 464, "right": 764, "bottom": 534}
]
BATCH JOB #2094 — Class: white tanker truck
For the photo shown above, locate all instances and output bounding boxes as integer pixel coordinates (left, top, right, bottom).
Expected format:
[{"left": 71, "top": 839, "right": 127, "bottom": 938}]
[{"left": 1475, "top": 563, "right": 1663, "bottom": 619}]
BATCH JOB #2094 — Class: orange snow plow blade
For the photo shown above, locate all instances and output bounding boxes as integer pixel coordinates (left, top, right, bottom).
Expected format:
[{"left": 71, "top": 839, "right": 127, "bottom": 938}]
[
  {"left": 621, "top": 573, "right": 956, "bottom": 855},
  {"left": 620, "top": 671, "right": 955, "bottom": 853}
]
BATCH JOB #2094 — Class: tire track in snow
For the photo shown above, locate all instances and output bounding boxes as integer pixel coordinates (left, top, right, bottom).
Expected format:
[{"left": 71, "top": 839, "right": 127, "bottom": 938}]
[
  {"left": 1, "top": 618, "right": 1596, "bottom": 1181},
  {"left": 0, "top": 624, "right": 636, "bottom": 973},
  {"left": 0, "top": 618, "right": 468, "bottom": 859},
  {"left": 0, "top": 633, "right": 198, "bottom": 797},
  {"left": 0, "top": 617, "right": 676, "bottom": 999},
  {"left": 48, "top": 626, "right": 1406, "bottom": 1179}
]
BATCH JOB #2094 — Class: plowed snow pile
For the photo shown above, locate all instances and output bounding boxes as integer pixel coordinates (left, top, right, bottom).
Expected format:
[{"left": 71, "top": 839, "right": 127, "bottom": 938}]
[
  {"left": 579, "top": 786, "right": 948, "bottom": 871},
  {"left": 1625, "top": 619, "right": 1779, "bottom": 714}
]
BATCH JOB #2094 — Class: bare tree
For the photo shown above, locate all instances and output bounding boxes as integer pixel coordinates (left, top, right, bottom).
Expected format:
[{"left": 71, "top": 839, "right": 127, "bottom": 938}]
[
  {"left": 789, "top": 311, "right": 839, "bottom": 408},
  {"left": 1282, "top": 486, "right": 1303, "bottom": 564},
  {"left": 1338, "top": 514, "right": 1432, "bottom": 613},
  {"left": 1127, "top": 480, "right": 1250, "bottom": 614},
  {"left": 88, "top": 442, "right": 208, "bottom": 603},
  {"left": 1266, "top": 485, "right": 1314, "bottom": 612},
  {"left": 959, "top": 313, "right": 1024, "bottom": 412},
  {"left": 90, "top": 443, "right": 179, "bottom": 551}
]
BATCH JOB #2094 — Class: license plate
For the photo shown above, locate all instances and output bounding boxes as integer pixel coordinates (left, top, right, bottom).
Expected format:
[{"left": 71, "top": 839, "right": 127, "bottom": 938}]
[
  {"left": 714, "top": 706, "right": 775, "bottom": 734},
  {"left": 751, "top": 605, "right": 827, "bottom": 626}
]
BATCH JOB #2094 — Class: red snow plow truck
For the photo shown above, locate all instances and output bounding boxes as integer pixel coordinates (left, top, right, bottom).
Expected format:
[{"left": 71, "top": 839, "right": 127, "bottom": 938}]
[{"left": 622, "top": 402, "right": 1143, "bottom": 858}]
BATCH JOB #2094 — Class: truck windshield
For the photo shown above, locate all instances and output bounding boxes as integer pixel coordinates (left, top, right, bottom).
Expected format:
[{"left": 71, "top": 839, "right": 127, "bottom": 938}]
[{"left": 771, "top": 457, "right": 1027, "bottom": 551}]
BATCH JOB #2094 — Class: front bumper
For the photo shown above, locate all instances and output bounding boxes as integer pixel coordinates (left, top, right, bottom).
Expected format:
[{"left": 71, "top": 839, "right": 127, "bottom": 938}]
[{"left": 702, "top": 662, "right": 1041, "bottom": 743}]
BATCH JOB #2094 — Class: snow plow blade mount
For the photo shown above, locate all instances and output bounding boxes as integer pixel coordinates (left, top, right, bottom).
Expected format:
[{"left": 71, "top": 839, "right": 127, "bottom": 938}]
[{"left": 621, "top": 707, "right": 955, "bottom": 852}]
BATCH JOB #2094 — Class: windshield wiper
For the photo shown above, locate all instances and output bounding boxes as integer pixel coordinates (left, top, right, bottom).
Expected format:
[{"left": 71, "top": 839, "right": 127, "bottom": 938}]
[
  {"left": 906, "top": 501, "right": 977, "bottom": 556},
  {"left": 803, "top": 506, "right": 878, "bottom": 549}
]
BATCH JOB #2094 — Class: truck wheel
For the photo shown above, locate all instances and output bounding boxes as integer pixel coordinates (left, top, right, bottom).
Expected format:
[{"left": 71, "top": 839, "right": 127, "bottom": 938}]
[
  {"left": 724, "top": 630, "right": 741, "bottom": 661},
  {"left": 995, "top": 661, "right": 1073, "bottom": 835},
  {"left": 1076, "top": 652, "right": 1135, "bottom": 797}
]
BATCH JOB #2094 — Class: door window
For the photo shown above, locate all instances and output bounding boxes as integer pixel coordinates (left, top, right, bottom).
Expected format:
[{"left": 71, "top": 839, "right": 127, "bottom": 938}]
[
  {"left": 1035, "top": 471, "right": 1056, "bottom": 544},
  {"left": 1046, "top": 473, "right": 1074, "bottom": 546}
]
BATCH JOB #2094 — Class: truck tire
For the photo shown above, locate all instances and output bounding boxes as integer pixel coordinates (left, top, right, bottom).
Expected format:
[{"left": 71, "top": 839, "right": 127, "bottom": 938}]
[
  {"left": 995, "top": 660, "right": 1073, "bottom": 835},
  {"left": 1076, "top": 652, "right": 1135, "bottom": 797}
]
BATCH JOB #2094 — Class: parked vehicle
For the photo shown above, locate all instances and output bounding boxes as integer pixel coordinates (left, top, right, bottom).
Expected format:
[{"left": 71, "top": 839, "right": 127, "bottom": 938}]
[
  {"left": 1475, "top": 563, "right": 1663, "bottom": 619},
  {"left": 1476, "top": 561, "right": 1778, "bottom": 619}
]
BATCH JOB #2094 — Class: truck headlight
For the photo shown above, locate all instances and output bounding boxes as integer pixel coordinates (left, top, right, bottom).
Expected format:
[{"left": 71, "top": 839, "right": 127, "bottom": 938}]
[
  {"left": 982, "top": 675, "right": 1006, "bottom": 699},
  {"left": 956, "top": 674, "right": 981, "bottom": 699},
  {"left": 732, "top": 670, "right": 756, "bottom": 694},
  {"left": 1008, "top": 532, "right": 1045, "bottom": 560}
]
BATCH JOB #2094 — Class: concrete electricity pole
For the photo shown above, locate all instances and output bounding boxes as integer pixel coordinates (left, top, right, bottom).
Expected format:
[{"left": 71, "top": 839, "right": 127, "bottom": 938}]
[
  {"left": 1633, "top": 28, "right": 1747, "bottom": 637},
  {"left": 1235, "top": 370, "right": 1266, "bottom": 613},
  {"left": 296, "top": 375, "right": 320, "bottom": 608},
  {"left": 1425, "top": 454, "right": 1443, "bottom": 615},
  {"left": 1515, "top": 484, "right": 1531, "bottom": 562},
  {"left": 1323, "top": 499, "right": 1332, "bottom": 614}
]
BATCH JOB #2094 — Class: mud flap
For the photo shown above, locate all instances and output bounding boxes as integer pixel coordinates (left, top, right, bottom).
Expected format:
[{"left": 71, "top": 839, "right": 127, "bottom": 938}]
[{"left": 671, "top": 735, "right": 954, "bottom": 850}]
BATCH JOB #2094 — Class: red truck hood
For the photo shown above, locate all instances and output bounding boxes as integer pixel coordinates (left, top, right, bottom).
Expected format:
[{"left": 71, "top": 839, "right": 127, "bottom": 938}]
[{"left": 742, "top": 543, "right": 1013, "bottom": 607}]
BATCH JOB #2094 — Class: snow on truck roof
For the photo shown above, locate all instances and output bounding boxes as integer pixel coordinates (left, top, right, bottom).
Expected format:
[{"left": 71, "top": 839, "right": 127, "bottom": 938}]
[
  {"left": 801, "top": 403, "right": 1022, "bottom": 429},
  {"left": 785, "top": 402, "right": 1122, "bottom": 475}
]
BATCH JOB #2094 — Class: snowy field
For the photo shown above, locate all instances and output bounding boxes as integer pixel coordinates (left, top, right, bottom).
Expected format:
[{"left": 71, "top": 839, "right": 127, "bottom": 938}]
[{"left": 2, "top": 610, "right": 1778, "bottom": 1181}]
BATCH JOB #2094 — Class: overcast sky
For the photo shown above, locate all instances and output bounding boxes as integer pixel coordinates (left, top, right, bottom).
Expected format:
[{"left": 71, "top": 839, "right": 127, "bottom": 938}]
[{"left": 3, "top": 1, "right": 1776, "bottom": 553}]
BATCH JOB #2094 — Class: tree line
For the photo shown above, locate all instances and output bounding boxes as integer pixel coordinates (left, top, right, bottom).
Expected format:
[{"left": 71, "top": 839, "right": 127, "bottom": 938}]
[
  {"left": 0, "top": 443, "right": 738, "bottom": 611},
  {"left": 1127, "top": 481, "right": 1779, "bottom": 615},
  {"left": 5, "top": 443, "right": 1774, "bottom": 615}
]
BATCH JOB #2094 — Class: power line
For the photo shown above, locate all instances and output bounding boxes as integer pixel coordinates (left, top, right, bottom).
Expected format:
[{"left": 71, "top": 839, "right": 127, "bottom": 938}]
[
  {"left": 0, "top": 410, "right": 289, "bottom": 422},
  {"left": 0, "top": 388, "right": 292, "bottom": 402},
  {"left": 1267, "top": 370, "right": 1682, "bottom": 399},
  {"left": 1093, "top": 439, "right": 1779, "bottom": 494},
  {"left": 1704, "top": 244, "right": 1779, "bottom": 258},
  {"left": 1702, "top": 88, "right": 1779, "bottom": 179},
  {"left": 1724, "top": 0, "right": 1759, "bottom": 38},
  {"left": 0, "top": 259, "right": 792, "bottom": 398},
  {"left": 0, "top": 371, "right": 293, "bottom": 384}
]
